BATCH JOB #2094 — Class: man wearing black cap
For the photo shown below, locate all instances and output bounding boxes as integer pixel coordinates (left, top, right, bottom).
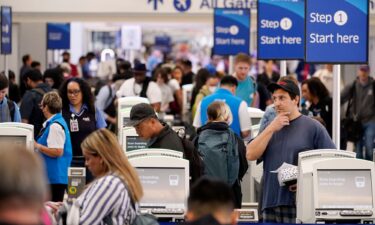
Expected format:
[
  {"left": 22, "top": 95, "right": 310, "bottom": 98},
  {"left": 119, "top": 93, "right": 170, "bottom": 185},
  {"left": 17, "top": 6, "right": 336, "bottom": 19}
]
[
  {"left": 341, "top": 65, "right": 375, "bottom": 160},
  {"left": 246, "top": 80, "right": 335, "bottom": 223},
  {"left": 116, "top": 63, "right": 161, "bottom": 112},
  {"left": 127, "top": 103, "right": 184, "bottom": 151}
]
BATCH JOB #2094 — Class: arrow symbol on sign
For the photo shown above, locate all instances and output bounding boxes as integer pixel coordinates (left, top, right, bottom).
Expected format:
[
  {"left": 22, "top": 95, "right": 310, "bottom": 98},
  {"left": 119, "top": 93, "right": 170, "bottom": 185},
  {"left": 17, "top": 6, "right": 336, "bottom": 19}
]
[{"left": 148, "top": 0, "right": 163, "bottom": 10}]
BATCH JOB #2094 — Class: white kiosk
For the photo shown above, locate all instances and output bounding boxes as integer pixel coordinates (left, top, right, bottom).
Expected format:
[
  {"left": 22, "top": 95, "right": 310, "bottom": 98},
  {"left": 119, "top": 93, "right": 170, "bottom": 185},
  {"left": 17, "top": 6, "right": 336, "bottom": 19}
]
[
  {"left": 296, "top": 150, "right": 375, "bottom": 224},
  {"left": 241, "top": 107, "right": 265, "bottom": 205},
  {"left": 247, "top": 107, "right": 265, "bottom": 138},
  {"left": 117, "top": 97, "right": 150, "bottom": 151},
  {"left": 128, "top": 149, "right": 189, "bottom": 221},
  {"left": 0, "top": 123, "right": 34, "bottom": 151}
]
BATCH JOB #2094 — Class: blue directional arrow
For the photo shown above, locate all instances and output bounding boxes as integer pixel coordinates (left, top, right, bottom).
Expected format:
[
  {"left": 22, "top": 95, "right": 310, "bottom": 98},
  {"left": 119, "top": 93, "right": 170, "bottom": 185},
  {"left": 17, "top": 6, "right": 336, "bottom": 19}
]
[{"left": 148, "top": 0, "right": 163, "bottom": 10}]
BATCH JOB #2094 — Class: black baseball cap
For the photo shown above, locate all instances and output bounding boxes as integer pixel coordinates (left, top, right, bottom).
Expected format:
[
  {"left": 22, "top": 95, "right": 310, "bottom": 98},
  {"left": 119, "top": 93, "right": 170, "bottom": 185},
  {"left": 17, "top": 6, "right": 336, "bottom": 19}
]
[
  {"left": 133, "top": 63, "right": 148, "bottom": 73},
  {"left": 126, "top": 103, "right": 157, "bottom": 127},
  {"left": 268, "top": 80, "right": 300, "bottom": 96}
]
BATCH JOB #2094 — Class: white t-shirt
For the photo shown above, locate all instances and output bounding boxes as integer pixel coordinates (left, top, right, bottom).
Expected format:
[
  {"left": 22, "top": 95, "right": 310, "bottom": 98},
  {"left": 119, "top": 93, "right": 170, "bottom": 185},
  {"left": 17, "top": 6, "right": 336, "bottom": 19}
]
[
  {"left": 158, "top": 83, "right": 174, "bottom": 112},
  {"left": 43, "top": 116, "right": 66, "bottom": 149},
  {"left": 193, "top": 101, "right": 251, "bottom": 132},
  {"left": 168, "top": 79, "right": 181, "bottom": 93},
  {"left": 116, "top": 78, "right": 162, "bottom": 104}
]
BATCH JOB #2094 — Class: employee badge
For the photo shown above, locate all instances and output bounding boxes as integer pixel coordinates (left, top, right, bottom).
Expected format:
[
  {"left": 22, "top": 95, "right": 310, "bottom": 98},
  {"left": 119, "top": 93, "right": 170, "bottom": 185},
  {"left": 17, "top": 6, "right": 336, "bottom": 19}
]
[{"left": 70, "top": 114, "right": 79, "bottom": 132}]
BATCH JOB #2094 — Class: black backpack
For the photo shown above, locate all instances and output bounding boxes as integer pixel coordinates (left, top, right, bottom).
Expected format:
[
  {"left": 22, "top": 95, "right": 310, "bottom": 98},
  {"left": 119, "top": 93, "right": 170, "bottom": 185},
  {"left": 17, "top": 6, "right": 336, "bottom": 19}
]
[{"left": 6, "top": 99, "right": 15, "bottom": 122}]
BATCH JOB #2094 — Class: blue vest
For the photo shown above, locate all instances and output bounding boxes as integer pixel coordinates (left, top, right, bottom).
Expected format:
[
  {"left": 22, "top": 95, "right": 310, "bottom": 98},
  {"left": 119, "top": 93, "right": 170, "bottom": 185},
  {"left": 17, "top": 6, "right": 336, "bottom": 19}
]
[
  {"left": 37, "top": 113, "right": 73, "bottom": 184},
  {"left": 200, "top": 88, "right": 242, "bottom": 136}
]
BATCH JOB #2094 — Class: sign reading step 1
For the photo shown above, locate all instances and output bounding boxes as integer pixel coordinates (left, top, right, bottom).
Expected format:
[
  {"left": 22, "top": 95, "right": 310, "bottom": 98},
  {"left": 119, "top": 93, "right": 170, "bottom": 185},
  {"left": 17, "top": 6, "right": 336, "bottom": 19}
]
[
  {"left": 305, "top": 0, "right": 368, "bottom": 63},
  {"left": 213, "top": 8, "right": 250, "bottom": 56},
  {"left": 257, "top": 0, "right": 304, "bottom": 60}
]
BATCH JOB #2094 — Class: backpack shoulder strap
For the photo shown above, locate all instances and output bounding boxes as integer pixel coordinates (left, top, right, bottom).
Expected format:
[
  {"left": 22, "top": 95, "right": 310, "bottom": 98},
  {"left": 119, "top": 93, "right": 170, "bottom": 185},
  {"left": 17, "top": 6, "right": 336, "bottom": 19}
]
[
  {"left": 31, "top": 87, "right": 47, "bottom": 96},
  {"left": 6, "top": 99, "right": 15, "bottom": 122},
  {"left": 140, "top": 77, "right": 151, "bottom": 98}
]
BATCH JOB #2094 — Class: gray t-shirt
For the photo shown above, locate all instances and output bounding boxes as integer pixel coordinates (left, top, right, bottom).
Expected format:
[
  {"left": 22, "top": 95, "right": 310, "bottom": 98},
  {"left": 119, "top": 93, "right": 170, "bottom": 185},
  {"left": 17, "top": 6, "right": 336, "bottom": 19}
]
[{"left": 261, "top": 115, "right": 335, "bottom": 210}]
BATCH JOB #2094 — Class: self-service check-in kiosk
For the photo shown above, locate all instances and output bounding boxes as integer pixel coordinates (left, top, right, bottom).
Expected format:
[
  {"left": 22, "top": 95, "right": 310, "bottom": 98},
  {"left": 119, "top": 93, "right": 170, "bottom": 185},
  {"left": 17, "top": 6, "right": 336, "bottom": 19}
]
[
  {"left": 117, "top": 97, "right": 149, "bottom": 151},
  {"left": 236, "top": 203, "right": 259, "bottom": 223},
  {"left": 0, "top": 123, "right": 34, "bottom": 151},
  {"left": 296, "top": 150, "right": 375, "bottom": 224},
  {"left": 128, "top": 149, "right": 189, "bottom": 221},
  {"left": 241, "top": 108, "right": 265, "bottom": 206},
  {"left": 67, "top": 167, "right": 86, "bottom": 201},
  {"left": 247, "top": 107, "right": 265, "bottom": 139}
]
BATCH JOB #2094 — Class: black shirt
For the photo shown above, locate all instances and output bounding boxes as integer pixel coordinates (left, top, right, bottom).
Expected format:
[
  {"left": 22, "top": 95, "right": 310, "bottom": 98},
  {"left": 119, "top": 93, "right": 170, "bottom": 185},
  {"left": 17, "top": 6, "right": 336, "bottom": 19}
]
[
  {"left": 182, "top": 71, "right": 194, "bottom": 86},
  {"left": 309, "top": 96, "right": 333, "bottom": 137}
]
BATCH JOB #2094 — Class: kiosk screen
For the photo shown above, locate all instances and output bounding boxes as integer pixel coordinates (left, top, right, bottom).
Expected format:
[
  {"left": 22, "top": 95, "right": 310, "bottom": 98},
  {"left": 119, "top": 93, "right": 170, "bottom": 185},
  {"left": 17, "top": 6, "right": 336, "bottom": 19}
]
[
  {"left": 126, "top": 136, "right": 148, "bottom": 151},
  {"left": 136, "top": 167, "right": 186, "bottom": 209},
  {"left": 0, "top": 136, "right": 27, "bottom": 148},
  {"left": 317, "top": 170, "right": 373, "bottom": 209}
]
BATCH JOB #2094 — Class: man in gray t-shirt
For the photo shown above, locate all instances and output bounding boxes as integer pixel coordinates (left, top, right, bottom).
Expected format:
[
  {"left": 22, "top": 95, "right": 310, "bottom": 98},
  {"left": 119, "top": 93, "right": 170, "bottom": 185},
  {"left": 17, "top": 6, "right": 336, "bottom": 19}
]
[{"left": 246, "top": 80, "right": 335, "bottom": 223}]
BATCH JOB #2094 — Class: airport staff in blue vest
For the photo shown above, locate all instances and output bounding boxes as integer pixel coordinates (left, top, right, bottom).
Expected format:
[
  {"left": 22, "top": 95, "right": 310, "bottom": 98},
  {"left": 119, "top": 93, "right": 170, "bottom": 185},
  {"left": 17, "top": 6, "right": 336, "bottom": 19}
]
[
  {"left": 35, "top": 92, "right": 72, "bottom": 202},
  {"left": 193, "top": 76, "right": 251, "bottom": 138}
]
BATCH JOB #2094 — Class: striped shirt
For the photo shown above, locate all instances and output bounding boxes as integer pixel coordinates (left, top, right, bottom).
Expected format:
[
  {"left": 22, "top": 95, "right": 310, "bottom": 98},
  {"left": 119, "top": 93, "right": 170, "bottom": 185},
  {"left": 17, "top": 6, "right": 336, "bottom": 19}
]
[{"left": 77, "top": 175, "right": 137, "bottom": 225}]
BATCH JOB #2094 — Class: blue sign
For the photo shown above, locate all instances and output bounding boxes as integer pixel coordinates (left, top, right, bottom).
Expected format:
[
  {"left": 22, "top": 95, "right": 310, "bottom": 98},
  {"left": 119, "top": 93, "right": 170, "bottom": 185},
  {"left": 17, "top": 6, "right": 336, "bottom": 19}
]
[
  {"left": 174, "top": 0, "right": 191, "bottom": 12},
  {"left": 257, "top": 0, "right": 304, "bottom": 60},
  {"left": 213, "top": 8, "right": 250, "bottom": 55},
  {"left": 47, "top": 23, "right": 71, "bottom": 50},
  {"left": 155, "top": 36, "right": 171, "bottom": 52},
  {"left": 1, "top": 6, "right": 12, "bottom": 54},
  {"left": 305, "top": 0, "right": 368, "bottom": 63}
]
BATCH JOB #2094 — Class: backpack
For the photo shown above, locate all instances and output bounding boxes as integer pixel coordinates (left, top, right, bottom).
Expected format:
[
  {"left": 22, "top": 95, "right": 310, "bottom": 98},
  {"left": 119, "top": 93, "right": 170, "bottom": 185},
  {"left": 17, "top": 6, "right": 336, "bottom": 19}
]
[
  {"left": 6, "top": 99, "right": 15, "bottom": 122},
  {"left": 177, "top": 129, "right": 204, "bottom": 185},
  {"left": 103, "top": 84, "right": 117, "bottom": 118},
  {"left": 196, "top": 123, "right": 240, "bottom": 185}
]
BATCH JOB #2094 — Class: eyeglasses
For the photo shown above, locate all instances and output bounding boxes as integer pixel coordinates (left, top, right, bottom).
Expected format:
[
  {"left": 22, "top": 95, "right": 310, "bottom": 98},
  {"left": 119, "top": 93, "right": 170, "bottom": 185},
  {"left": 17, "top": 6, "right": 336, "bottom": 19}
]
[{"left": 68, "top": 90, "right": 81, "bottom": 96}]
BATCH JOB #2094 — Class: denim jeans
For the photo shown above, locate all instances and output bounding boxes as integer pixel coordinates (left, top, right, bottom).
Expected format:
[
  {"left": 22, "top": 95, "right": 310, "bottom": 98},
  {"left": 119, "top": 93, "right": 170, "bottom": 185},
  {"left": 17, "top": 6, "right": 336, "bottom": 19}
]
[{"left": 356, "top": 121, "right": 375, "bottom": 161}]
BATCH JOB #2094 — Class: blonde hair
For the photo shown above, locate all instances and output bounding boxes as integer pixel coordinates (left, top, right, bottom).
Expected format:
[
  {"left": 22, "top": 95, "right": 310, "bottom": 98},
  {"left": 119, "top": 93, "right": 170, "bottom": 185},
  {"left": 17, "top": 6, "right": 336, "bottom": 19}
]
[
  {"left": 42, "top": 91, "right": 62, "bottom": 114},
  {"left": 81, "top": 129, "right": 143, "bottom": 202},
  {"left": 207, "top": 101, "right": 233, "bottom": 124}
]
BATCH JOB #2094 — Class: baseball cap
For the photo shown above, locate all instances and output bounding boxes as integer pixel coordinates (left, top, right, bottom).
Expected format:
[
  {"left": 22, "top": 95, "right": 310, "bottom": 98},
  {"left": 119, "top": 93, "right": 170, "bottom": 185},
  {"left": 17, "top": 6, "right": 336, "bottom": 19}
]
[
  {"left": 268, "top": 80, "right": 300, "bottom": 96},
  {"left": 126, "top": 103, "right": 157, "bottom": 127},
  {"left": 359, "top": 65, "right": 370, "bottom": 72}
]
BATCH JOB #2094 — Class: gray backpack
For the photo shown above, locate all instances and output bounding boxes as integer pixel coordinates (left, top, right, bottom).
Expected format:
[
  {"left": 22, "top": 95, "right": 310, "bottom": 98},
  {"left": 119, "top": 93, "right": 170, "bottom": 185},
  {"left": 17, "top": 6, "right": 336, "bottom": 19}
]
[{"left": 196, "top": 126, "right": 240, "bottom": 185}]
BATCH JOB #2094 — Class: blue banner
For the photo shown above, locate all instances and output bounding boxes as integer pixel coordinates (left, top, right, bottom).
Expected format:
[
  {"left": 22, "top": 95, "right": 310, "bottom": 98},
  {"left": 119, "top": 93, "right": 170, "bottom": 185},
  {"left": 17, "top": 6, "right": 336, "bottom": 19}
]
[
  {"left": 257, "top": 0, "right": 304, "bottom": 60},
  {"left": 47, "top": 23, "right": 71, "bottom": 50},
  {"left": 1, "top": 6, "right": 12, "bottom": 54},
  {"left": 213, "top": 8, "right": 250, "bottom": 55},
  {"left": 305, "top": 0, "right": 368, "bottom": 63}
]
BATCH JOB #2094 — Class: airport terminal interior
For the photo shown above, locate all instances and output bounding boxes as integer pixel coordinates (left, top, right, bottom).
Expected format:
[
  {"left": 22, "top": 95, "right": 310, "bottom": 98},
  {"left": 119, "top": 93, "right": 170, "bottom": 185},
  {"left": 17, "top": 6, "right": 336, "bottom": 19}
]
[{"left": 1, "top": 0, "right": 375, "bottom": 224}]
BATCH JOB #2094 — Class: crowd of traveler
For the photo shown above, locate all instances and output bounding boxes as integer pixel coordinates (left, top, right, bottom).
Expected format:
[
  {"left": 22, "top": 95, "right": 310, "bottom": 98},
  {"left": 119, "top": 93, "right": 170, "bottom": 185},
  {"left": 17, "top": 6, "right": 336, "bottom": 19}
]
[{"left": 0, "top": 50, "right": 374, "bottom": 225}]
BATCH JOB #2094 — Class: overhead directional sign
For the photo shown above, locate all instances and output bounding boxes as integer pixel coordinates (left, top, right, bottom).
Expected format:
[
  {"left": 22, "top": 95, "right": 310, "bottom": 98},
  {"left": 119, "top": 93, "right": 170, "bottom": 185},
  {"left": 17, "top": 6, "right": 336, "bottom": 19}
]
[
  {"left": 213, "top": 8, "right": 250, "bottom": 55},
  {"left": 1, "top": 6, "right": 12, "bottom": 54},
  {"left": 47, "top": 23, "right": 71, "bottom": 50},
  {"left": 305, "top": 0, "right": 368, "bottom": 63},
  {"left": 257, "top": 0, "right": 304, "bottom": 59}
]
